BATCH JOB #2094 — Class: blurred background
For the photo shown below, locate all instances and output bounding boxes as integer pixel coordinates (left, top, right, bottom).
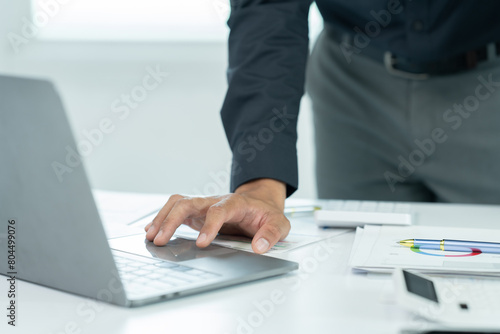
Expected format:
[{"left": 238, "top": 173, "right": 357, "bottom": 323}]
[{"left": 0, "top": 0, "right": 323, "bottom": 199}]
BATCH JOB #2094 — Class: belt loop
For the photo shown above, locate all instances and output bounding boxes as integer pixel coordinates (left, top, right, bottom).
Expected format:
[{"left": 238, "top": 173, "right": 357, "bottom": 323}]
[{"left": 383, "top": 52, "right": 430, "bottom": 80}]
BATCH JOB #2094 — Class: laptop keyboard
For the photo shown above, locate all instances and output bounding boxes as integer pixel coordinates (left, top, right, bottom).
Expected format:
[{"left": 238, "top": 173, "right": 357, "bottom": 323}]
[{"left": 112, "top": 251, "right": 220, "bottom": 299}]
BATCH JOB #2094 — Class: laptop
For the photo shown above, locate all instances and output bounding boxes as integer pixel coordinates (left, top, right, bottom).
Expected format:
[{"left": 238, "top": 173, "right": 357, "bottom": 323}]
[
  {"left": 0, "top": 75, "right": 298, "bottom": 307},
  {"left": 393, "top": 268, "right": 500, "bottom": 330}
]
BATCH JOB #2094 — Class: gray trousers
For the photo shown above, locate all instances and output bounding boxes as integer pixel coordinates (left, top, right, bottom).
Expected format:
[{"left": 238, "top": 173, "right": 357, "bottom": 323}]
[{"left": 305, "top": 30, "right": 500, "bottom": 204}]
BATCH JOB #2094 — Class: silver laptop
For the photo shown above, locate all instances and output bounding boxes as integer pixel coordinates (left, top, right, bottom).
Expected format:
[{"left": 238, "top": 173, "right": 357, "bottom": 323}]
[{"left": 0, "top": 75, "right": 298, "bottom": 307}]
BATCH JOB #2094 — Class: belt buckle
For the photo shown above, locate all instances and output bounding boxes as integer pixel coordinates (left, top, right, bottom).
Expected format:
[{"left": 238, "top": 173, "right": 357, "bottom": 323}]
[{"left": 384, "top": 52, "right": 430, "bottom": 80}]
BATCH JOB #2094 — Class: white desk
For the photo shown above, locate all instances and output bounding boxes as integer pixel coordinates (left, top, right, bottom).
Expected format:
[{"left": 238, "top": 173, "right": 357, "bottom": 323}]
[{"left": 3, "top": 192, "right": 500, "bottom": 334}]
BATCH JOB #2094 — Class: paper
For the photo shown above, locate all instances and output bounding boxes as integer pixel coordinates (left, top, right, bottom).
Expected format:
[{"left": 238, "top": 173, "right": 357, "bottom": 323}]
[
  {"left": 174, "top": 228, "right": 316, "bottom": 253},
  {"left": 350, "top": 225, "right": 500, "bottom": 274},
  {"left": 174, "top": 217, "right": 349, "bottom": 254}
]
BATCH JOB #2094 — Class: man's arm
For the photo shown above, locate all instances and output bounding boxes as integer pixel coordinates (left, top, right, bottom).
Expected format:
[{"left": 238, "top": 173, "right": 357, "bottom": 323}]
[
  {"left": 146, "top": 0, "right": 312, "bottom": 253},
  {"left": 222, "top": 0, "right": 313, "bottom": 197}
]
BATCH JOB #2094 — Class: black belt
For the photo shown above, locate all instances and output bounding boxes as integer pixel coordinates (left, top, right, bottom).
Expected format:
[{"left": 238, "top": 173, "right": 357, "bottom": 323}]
[{"left": 326, "top": 27, "right": 500, "bottom": 80}]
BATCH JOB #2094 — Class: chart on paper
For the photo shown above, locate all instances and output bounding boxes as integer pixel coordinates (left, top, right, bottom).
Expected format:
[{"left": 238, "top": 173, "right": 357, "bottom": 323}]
[{"left": 349, "top": 225, "right": 500, "bottom": 274}]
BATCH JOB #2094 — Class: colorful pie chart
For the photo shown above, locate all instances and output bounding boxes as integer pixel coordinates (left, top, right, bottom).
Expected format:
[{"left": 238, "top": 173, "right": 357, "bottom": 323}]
[{"left": 410, "top": 246, "right": 482, "bottom": 257}]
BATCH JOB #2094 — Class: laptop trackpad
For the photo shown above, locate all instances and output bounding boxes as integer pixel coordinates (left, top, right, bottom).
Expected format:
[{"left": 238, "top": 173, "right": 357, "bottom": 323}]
[{"left": 109, "top": 233, "right": 237, "bottom": 263}]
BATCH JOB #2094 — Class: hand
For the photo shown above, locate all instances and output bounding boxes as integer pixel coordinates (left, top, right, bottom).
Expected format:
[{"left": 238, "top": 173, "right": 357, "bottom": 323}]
[{"left": 144, "top": 178, "right": 289, "bottom": 254}]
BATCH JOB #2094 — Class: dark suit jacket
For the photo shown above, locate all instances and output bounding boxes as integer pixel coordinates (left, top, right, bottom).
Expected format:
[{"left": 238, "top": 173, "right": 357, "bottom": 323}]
[{"left": 221, "top": 0, "right": 500, "bottom": 197}]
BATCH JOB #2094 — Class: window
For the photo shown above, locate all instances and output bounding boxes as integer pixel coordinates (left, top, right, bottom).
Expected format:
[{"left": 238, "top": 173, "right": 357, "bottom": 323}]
[{"left": 31, "top": 0, "right": 322, "bottom": 42}]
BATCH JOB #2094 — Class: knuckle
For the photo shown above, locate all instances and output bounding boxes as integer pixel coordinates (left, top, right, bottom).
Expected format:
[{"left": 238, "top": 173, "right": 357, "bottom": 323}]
[
  {"left": 169, "top": 194, "right": 184, "bottom": 202},
  {"left": 229, "top": 193, "right": 245, "bottom": 204},
  {"left": 282, "top": 222, "right": 291, "bottom": 237},
  {"left": 206, "top": 204, "right": 225, "bottom": 216},
  {"left": 282, "top": 217, "right": 291, "bottom": 231},
  {"left": 265, "top": 215, "right": 290, "bottom": 237},
  {"left": 264, "top": 224, "right": 283, "bottom": 238},
  {"left": 175, "top": 197, "right": 192, "bottom": 210},
  {"left": 190, "top": 197, "right": 206, "bottom": 208},
  {"left": 228, "top": 193, "right": 244, "bottom": 204}
]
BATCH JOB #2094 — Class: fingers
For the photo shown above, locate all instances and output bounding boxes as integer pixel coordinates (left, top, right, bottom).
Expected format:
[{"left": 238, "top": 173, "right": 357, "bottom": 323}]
[
  {"left": 145, "top": 194, "right": 183, "bottom": 237},
  {"left": 143, "top": 192, "right": 289, "bottom": 254},
  {"left": 196, "top": 197, "right": 245, "bottom": 248},
  {"left": 147, "top": 196, "right": 220, "bottom": 246},
  {"left": 251, "top": 215, "right": 291, "bottom": 254}
]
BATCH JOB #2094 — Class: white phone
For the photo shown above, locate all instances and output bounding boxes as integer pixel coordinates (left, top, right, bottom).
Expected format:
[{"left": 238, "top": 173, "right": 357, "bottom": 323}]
[{"left": 393, "top": 268, "right": 500, "bottom": 331}]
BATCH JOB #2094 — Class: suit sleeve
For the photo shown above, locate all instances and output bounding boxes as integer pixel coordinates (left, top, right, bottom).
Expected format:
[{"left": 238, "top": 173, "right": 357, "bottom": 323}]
[{"left": 221, "top": 0, "right": 313, "bottom": 197}]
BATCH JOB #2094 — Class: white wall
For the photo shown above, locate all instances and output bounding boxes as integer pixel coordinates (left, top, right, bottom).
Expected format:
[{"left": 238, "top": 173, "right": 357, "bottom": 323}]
[{"left": 0, "top": 0, "right": 317, "bottom": 199}]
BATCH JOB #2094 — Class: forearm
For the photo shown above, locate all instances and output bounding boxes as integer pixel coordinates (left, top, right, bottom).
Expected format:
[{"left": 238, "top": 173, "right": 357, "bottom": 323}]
[{"left": 222, "top": 0, "right": 312, "bottom": 197}]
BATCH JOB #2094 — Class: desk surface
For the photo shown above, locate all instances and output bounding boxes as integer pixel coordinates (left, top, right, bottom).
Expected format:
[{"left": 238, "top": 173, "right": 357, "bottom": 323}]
[{"left": 3, "top": 192, "right": 500, "bottom": 334}]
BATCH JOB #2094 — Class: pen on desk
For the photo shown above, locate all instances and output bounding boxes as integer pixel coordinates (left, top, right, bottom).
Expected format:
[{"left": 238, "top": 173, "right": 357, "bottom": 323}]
[
  {"left": 284, "top": 205, "right": 321, "bottom": 217},
  {"left": 398, "top": 238, "right": 500, "bottom": 254}
]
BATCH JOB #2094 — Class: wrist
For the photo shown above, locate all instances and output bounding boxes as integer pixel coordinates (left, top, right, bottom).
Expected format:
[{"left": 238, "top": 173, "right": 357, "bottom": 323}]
[{"left": 235, "top": 178, "right": 286, "bottom": 210}]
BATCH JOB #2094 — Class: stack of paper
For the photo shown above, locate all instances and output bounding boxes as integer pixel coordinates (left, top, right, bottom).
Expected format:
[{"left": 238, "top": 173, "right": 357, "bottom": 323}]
[{"left": 349, "top": 225, "right": 500, "bottom": 274}]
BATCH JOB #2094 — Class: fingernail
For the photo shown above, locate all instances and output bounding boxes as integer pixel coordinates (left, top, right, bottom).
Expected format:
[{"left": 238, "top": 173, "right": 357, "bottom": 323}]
[
  {"left": 255, "top": 238, "right": 269, "bottom": 253},
  {"left": 197, "top": 233, "right": 207, "bottom": 244},
  {"left": 145, "top": 222, "right": 152, "bottom": 231},
  {"left": 146, "top": 227, "right": 155, "bottom": 238},
  {"left": 154, "top": 229, "right": 163, "bottom": 242}
]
